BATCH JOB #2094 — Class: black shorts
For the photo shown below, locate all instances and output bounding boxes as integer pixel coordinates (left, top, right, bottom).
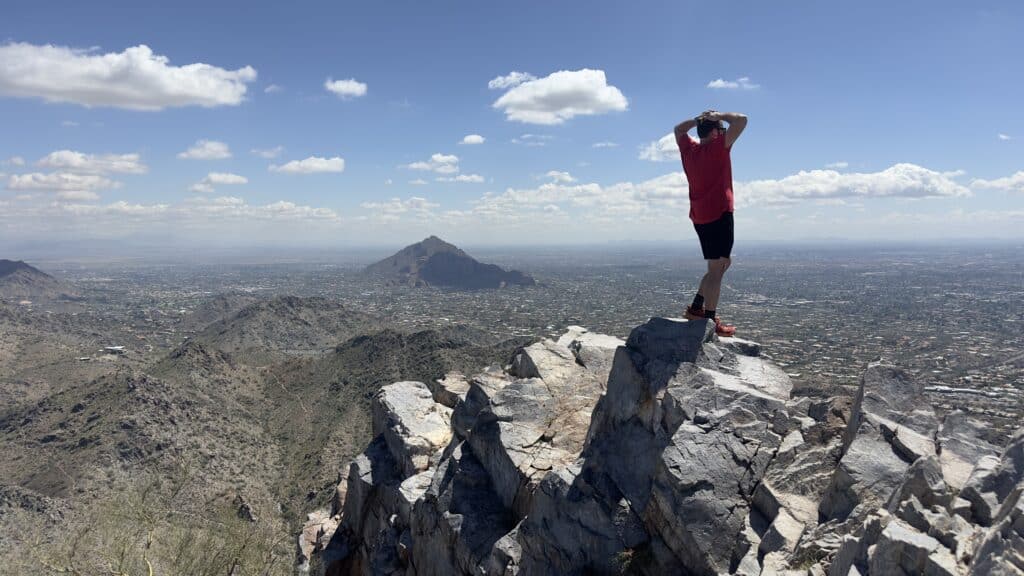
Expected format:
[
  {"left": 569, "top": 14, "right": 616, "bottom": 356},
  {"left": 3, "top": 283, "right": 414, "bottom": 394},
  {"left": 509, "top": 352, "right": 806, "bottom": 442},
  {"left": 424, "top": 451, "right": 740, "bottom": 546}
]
[{"left": 694, "top": 212, "right": 734, "bottom": 260}]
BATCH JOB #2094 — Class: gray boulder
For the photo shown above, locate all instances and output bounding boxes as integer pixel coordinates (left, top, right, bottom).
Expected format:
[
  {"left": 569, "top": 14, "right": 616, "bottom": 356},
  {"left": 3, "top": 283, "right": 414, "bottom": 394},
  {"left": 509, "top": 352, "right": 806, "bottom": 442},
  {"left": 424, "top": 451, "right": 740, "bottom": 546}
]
[
  {"left": 938, "top": 411, "right": 1001, "bottom": 491},
  {"left": 819, "top": 362, "right": 940, "bottom": 523},
  {"left": 961, "top": 428, "right": 1024, "bottom": 527},
  {"left": 372, "top": 381, "right": 453, "bottom": 478}
]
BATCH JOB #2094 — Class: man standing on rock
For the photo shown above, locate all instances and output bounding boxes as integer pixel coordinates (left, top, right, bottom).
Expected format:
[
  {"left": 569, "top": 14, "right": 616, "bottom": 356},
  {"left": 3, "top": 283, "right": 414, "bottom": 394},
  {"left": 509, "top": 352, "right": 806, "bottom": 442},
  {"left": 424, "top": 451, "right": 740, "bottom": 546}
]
[{"left": 675, "top": 109, "right": 747, "bottom": 336}]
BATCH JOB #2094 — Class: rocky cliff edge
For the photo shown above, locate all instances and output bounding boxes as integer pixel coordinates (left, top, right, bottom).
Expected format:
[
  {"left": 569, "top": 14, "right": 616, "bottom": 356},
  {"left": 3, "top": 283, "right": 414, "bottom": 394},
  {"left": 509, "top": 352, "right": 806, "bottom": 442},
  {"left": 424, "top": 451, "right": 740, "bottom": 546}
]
[{"left": 301, "top": 318, "right": 1024, "bottom": 575}]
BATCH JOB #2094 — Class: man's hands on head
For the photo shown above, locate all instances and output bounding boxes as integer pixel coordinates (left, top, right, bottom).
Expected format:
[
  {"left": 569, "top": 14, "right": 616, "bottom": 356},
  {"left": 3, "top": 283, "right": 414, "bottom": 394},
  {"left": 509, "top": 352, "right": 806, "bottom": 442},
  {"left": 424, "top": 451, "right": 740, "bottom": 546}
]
[{"left": 700, "top": 110, "right": 722, "bottom": 122}]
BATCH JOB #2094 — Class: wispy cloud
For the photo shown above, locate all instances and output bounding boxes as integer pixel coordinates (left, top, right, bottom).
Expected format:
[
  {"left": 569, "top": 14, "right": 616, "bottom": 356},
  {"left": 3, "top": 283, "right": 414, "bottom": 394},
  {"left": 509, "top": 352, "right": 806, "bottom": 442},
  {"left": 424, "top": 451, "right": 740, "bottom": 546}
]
[
  {"left": 437, "top": 174, "right": 484, "bottom": 183},
  {"left": 250, "top": 146, "right": 284, "bottom": 159},
  {"left": 707, "top": 76, "right": 760, "bottom": 90},
  {"left": 592, "top": 141, "right": 618, "bottom": 148},
  {"left": 825, "top": 161, "right": 849, "bottom": 169},
  {"left": 7, "top": 171, "right": 119, "bottom": 193},
  {"left": 178, "top": 139, "right": 232, "bottom": 160},
  {"left": 545, "top": 170, "right": 576, "bottom": 183},
  {"left": 269, "top": 156, "right": 345, "bottom": 174},
  {"left": 264, "top": 84, "right": 283, "bottom": 94},
  {"left": 487, "top": 71, "right": 536, "bottom": 90},
  {"left": 0, "top": 42, "right": 256, "bottom": 110},
  {"left": 511, "top": 134, "right": 553, "bottom": 147},
  {"left": 189, "top": 172, "right": 248, "bottom": 193},
  {"left": 37, "top": 150, "right": 147, "bottom": 174},
  {"left": 359, "top": 196, "right": 439, "bottom": 222},
  {"left": 998, "top": 133, "right": 1013, "bottom": 141},
  {"left": 407, "top": 153, "right": 460, "bottom": 174}
]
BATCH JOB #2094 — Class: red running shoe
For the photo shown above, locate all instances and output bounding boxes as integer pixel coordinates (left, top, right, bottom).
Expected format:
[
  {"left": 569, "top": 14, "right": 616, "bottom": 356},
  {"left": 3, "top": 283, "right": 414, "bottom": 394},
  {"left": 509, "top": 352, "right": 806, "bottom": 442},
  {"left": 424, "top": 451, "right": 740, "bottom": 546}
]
[
  {"left": 714, "top": 316, "right": 737, "bottom": 337},
  {"left": 684, "top": 305, "right": 705, "bottom": 320}
]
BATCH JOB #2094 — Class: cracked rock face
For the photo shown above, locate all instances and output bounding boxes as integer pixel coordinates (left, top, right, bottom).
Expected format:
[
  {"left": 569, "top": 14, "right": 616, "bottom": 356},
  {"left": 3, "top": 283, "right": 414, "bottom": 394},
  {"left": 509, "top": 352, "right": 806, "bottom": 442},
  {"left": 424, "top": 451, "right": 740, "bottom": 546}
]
[{"left": 309, "top": 318, "right": 1024, "bottom": 576}]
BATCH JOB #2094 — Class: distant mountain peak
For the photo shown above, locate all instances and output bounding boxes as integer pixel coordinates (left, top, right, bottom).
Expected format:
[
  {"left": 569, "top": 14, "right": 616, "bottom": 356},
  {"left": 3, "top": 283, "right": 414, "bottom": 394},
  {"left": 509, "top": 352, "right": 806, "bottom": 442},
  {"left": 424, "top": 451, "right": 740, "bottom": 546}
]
[
  {"left": 0, "top": 259, "right": 50, "bottom": 279},
  {"left": 0, "top": 259, "right": 75, "bottom": 302},
  {"left": 365, "top": 237, "right": 535, "bottom": 289}
]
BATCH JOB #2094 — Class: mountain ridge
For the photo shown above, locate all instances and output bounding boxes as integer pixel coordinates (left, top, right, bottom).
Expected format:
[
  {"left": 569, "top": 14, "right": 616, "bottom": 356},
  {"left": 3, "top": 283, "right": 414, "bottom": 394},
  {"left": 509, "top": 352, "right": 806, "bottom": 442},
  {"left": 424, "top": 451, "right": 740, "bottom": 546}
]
[{"left": 0, "top": 259, "right": 76, "bottom": 302}]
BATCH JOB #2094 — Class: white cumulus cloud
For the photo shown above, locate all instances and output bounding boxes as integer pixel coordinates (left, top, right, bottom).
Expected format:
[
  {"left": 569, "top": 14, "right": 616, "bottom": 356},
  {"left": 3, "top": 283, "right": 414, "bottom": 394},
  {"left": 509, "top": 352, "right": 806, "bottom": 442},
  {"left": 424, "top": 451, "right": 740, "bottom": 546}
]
[
  {"left": 407, "top": 153, "right": 460, "bottom": 174},
  {"left": 270, "top": 156, "right": 345, "bottom": 174},
  {"left": 738, "top": 164, "right": 970, "bottom": 205},
  {"left": 37, "top": 150, "right": 147, "bottom": 174},
  {"left": 488, "top": 71, "right": 537, "bottom": 90},
  {"left": 0, "top": 42, "right": 256, "bottom": 110},
  {"left": 639, "top": 133, "right": 679, "bottom": 162},
  {"left": 178, "top": 139, "right": 232, "bottom": 160},
  {"left": 971, "top": 171, "right": 1024, "bottom": 193},
  {"left": 461, "top": 134, "right": 485, "bottom": 145},
  {"left": 707, "top": 76, "right": 760, "bottom": 90},
  {"left": 324, "top": 78, "right": 367, "bottom": 99},
  {"left": 492, "top": 69, "right": 628, "bottom": 125}
]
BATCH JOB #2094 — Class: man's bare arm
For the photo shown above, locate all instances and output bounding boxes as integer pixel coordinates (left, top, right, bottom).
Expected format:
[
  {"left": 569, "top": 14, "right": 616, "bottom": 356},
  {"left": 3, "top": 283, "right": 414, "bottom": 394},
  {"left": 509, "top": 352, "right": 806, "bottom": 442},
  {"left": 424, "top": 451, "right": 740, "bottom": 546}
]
[
  {"left": 707, "top": 111, "right": 748, "bottom": 148},
  {"left": 674, "top": 116, "right": 700, "bottom": 140}
]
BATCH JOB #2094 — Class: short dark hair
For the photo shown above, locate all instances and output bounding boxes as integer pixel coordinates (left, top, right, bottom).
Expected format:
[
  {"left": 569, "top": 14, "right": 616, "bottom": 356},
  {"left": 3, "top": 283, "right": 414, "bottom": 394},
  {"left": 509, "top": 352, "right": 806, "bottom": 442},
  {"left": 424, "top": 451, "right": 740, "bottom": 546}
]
[{"left": 697, "top": 119, "right": 724, "bottom": 139}]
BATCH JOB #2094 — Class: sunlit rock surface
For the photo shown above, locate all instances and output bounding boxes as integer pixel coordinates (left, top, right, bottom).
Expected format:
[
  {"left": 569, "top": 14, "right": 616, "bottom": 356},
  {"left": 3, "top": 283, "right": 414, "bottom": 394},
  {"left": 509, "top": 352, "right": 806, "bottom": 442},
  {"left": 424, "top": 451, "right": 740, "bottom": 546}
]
[{"left": 310, "top": 318, "right": 1024, "bottom": 575}]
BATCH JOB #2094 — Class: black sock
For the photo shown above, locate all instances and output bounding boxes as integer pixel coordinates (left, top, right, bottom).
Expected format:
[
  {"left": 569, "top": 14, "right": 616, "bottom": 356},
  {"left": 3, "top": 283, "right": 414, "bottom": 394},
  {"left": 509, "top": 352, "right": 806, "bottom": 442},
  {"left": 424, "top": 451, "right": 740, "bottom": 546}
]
[
  {"left": 705, "top": 309, "right": 716, "bottom": 320},
  {"left": 691, "top": 294, "right": 705, "bottom": 309}
]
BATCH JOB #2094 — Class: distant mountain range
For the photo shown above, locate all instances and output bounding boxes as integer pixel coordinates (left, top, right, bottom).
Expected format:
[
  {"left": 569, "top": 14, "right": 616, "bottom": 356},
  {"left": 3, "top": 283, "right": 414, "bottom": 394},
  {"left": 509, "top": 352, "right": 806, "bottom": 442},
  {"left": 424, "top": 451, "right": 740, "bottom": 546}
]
[
  {"left": 364, "top": 236, "right": 536, "bottom": 289},
  {"left": 0, "top": 259, "right": 77, "bottom": 302}
]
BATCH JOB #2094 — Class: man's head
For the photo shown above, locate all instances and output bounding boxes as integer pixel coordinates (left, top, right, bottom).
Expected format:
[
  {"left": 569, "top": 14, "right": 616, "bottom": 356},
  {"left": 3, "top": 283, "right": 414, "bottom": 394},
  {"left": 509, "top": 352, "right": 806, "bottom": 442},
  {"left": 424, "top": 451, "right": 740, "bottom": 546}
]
[{"left": 697, "top": 119, "right": 725, "bottom": 139}]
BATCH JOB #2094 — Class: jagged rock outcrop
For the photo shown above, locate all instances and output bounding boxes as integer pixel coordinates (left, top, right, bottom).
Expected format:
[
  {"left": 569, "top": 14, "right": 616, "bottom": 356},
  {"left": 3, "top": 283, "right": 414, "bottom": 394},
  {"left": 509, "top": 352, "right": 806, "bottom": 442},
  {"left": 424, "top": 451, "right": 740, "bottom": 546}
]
[{"left": 308, "top": 319, "right": 1024, "bottom": 575}]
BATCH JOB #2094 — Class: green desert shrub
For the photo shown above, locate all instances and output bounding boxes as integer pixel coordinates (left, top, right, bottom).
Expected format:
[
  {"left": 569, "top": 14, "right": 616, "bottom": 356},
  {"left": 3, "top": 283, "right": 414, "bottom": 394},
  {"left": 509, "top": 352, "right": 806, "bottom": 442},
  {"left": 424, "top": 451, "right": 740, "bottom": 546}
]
[{"left": 7, "top": 467, "right": 293, "bottom": 576}]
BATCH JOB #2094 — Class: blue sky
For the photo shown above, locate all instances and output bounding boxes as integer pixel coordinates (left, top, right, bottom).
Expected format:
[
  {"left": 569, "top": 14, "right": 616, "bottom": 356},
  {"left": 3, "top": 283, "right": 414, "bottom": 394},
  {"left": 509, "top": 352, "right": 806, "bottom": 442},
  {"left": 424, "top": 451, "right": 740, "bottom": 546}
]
[{"left": 1, "top": 0, "right": 1022, "bottom": 248}]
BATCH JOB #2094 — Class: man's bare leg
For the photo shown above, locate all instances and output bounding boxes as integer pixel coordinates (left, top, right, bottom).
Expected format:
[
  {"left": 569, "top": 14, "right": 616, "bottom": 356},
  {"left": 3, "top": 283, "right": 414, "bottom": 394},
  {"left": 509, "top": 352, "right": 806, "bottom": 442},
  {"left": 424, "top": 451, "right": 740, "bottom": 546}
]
[{"left": 701, "top": 257, "right": 731, "bottom": 311}]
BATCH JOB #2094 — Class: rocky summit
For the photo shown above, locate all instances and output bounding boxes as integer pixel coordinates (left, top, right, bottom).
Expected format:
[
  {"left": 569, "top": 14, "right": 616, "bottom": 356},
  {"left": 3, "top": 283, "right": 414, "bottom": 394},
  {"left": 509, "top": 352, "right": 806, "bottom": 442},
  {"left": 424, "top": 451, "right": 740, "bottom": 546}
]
[
  {"left": 364, "top": 236, "right": 535, "bottom": 289},
  {"left": 303, "top": 318, "right": 1024, "bottom": 575}
]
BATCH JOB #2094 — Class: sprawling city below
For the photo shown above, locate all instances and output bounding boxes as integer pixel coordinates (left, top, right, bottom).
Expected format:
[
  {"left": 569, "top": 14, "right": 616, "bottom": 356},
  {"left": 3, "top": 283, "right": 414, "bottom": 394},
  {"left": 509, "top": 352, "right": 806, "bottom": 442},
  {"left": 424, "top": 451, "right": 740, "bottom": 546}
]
[{"left": 11, "top": 242, "right": 1022, "bottom": 439}]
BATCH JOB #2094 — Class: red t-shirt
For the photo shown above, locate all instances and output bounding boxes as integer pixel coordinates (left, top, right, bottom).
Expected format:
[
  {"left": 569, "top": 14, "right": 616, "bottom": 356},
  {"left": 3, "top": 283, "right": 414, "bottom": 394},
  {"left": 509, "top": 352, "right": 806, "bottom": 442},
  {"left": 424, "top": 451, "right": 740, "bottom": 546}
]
[{"left": 677, "top": 132, "right": 734, "bottom": 224}]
